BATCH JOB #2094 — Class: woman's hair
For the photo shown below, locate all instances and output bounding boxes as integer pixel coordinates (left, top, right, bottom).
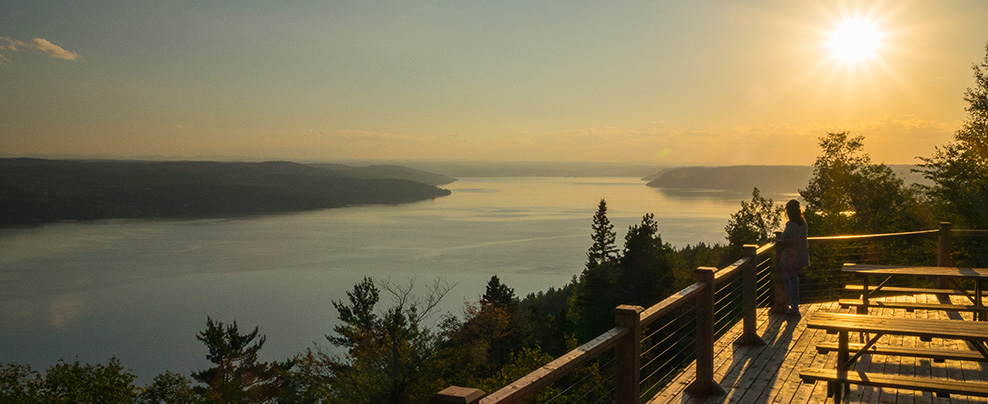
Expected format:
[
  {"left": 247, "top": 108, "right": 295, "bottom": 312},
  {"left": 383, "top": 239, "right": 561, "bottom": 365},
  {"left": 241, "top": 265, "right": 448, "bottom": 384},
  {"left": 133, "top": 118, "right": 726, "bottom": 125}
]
[{"left": 786, "top": 199, "right": 805, "bottom": 225}]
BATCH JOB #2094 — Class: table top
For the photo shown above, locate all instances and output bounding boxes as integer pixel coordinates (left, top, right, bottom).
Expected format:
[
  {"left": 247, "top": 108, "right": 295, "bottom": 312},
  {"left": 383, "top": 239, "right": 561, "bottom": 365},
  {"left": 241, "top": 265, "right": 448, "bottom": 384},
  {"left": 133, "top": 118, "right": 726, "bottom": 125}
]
[
  {"left": 807, "top": 312, "right": 988, "bottom": 340},
  {"left": 841, "top": 263, "right": 988, "bottom": 279}
]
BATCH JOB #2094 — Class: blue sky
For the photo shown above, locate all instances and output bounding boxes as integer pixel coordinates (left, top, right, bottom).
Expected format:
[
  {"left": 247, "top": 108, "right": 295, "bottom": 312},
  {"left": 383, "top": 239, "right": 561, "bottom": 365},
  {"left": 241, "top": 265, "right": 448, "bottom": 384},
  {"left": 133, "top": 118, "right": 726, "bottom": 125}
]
[{"left": 2, "top": 1, "right": 988, "bottom": 165}]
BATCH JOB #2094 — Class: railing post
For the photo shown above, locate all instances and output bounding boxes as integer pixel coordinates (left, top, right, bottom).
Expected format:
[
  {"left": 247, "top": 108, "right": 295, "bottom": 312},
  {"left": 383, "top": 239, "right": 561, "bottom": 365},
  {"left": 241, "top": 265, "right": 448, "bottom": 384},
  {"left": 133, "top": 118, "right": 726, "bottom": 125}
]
[
  {"left": 737, "top": 245, "right": 766, "bottom": 346},
  {"left": 772, "top": 236, "right": 789, "bottom": 314},
  {"left": 687, "top": 267, "right": 726, "bottom": 396},
  {"left": 939, "top": 222, "right": 952, "bottom": 267},
  {"left": 939, "top": 222, "right": 952, "bottom": 289},
  {"left": 433, "top": 386, "right": 485, "bottom": 404},
  {"left": 614, "top": 304, "right": 643, "bottom": 404}
]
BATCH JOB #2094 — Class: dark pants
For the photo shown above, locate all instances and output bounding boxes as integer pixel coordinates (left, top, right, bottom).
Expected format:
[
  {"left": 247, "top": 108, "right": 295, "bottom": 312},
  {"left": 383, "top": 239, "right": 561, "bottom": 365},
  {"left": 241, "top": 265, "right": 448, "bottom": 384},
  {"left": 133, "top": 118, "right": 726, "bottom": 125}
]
[{"left": 783, "top": 270, "right": 799, "bottom": 313}]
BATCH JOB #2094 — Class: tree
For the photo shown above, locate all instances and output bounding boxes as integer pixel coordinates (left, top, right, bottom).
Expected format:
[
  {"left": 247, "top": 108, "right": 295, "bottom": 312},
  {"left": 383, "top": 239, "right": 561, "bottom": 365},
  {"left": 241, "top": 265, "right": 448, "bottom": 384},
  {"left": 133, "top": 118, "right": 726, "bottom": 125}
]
[
  {"left": 0, "top": 363, "right": 38, "bottom": 403},
  {"left": 724, "top": 187, "right": 783, "bottom": 249},
  {"left": 327, "top": 277, "right": 454, "bottom": 404},
  {"left": 1, "top": 359, "right": 139, "bottom": 404},
  {"left": 586, "top": 199, "right": 619, "bottom": 267},
  {"left": 192, "top": 317, "right": 284, "bottom": 403},
  {"left": 567, "top": 199, "right": 622, "bottom": 341},
  {"left": 800, "top": 132, "right": 927, "bottom": 235},
  {"left": 139, "top": 371, "right": 205, "bottom": 404},
  {"left": 919, "top": 43, "right": 988, "bottom": 228},
  {"left": 480, "top": 275, "right": 517, "bottom": 309},
  {"left": 619, "top": 213, "right": 675, "bottom": 306},
  {"left": 276, "top": 349, "right": 333, "bottom": 404},
  {"left": 41, "top": 358, "right": 138, "bottom": 404}
]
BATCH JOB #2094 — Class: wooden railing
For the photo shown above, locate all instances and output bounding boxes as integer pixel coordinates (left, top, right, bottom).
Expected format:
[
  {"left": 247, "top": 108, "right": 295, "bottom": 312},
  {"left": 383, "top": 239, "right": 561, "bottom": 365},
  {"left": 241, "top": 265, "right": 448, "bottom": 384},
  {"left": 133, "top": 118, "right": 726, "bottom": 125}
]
[{"left": 435, "top": 223, "right": 984, "bottom": 404}]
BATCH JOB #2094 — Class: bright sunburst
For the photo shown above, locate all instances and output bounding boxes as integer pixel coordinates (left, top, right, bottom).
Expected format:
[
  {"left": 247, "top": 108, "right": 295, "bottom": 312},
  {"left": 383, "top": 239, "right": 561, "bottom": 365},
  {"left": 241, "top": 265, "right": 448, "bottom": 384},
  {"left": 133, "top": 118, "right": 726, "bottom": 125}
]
[{"left": 827, "top": 17, "right": 883, "bottom": 65}]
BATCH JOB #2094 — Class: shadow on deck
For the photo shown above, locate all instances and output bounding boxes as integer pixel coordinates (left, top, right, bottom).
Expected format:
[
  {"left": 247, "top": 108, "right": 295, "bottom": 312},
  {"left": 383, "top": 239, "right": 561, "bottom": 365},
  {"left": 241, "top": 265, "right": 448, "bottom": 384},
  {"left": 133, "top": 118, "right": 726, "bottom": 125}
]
[{"left": 650, "top": 295, "right": 988, "bottom": 404}]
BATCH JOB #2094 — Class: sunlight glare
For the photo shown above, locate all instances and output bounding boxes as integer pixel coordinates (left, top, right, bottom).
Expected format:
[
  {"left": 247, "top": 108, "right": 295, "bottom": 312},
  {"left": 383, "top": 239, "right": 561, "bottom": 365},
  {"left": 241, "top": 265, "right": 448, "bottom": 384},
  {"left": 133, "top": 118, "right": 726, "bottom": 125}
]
[{"left": 827, "top": 17, "right": 883, "bottom": 64}]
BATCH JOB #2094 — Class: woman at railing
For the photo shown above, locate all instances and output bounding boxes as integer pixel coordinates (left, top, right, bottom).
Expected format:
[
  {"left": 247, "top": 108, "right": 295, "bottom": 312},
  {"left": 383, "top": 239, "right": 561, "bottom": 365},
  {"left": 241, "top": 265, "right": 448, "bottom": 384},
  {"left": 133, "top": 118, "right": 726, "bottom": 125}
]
[{"left": 777, "top": 199, "right": 810, "bottom": 316}]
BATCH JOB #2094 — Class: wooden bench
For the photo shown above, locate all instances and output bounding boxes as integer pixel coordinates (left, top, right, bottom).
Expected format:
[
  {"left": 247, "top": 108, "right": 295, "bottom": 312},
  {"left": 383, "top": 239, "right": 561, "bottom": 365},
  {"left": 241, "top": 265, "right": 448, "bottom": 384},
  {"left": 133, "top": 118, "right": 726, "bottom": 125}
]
[
  {"left": 841, "top": 263, "right": 988, "bottom": 319},
  {"left": 800, "top": 312, "right": 988, "bottom": 403},
  {"left": 815, "top": 342, "right": 988, "bottom": 363},
  {"left": 844, "top": 284, "right": 973, "bottom": 296},
  {"left": 838, "top": 298, "right": 988, "bottom": 315},
  {"left": 799, "top": 368, "right": 988, "bottom": 399}
]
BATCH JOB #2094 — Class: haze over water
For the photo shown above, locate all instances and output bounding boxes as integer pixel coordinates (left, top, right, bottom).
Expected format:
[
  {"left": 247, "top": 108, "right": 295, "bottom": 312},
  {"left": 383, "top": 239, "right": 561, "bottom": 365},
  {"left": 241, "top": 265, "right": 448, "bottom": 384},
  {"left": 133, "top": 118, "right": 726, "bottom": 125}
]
[{"left": 0, "top": 177, "right": 786, "bottom": 382}]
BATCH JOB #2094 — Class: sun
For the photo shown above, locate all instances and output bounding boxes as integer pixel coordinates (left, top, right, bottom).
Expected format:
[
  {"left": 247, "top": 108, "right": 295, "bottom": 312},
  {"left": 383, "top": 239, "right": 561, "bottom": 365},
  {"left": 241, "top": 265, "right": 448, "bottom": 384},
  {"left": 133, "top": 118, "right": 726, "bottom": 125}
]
[{"left": 827, "top": 17, "right": 883, "bottom": 65}]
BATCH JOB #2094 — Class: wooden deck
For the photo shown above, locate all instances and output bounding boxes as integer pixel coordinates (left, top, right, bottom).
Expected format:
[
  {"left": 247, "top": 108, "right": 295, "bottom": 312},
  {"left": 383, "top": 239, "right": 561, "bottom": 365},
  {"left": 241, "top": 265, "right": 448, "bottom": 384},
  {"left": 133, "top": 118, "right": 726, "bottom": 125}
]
[{"left": 649, "top": 294, "right": 988, "bottom": 404}]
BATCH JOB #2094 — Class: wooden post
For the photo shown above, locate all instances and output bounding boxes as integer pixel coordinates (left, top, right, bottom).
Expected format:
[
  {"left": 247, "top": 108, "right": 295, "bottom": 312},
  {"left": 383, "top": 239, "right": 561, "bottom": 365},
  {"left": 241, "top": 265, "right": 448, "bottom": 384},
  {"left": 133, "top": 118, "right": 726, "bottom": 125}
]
[
  {"left": 433, "top": 386, "right": 485, "bottom": 404},
  {"left": 614, "top": 304, "right": 643, "bottom": 404},
  {"left": 737, "top": 245, "right": 766, "bottom": 346},
  {"left": 939, "top": 222, "right": 952, "bottom": 289},
  {"left": 687, "top": 267, "right": 727, "bottom": 396},
  {"left": 938, "top": 222, "right": 952, "bottom": 267},
  {"left": 772, "top": 235, "right": 789, "bottom": 314}
]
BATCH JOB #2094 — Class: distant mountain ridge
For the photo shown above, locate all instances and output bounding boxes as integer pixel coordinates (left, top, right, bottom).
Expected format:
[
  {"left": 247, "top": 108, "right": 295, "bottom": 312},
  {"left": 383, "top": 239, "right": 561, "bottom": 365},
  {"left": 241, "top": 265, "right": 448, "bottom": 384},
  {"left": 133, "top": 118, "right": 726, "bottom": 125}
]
[
  {"left": 309, "top": 163, "right": 456, "bottom": 186},
  {"left": 0, "top": 159, "right": 451, "bottom": 225},
  {"left": 645, "top": 165, "right": 929, "bottom": 193}
]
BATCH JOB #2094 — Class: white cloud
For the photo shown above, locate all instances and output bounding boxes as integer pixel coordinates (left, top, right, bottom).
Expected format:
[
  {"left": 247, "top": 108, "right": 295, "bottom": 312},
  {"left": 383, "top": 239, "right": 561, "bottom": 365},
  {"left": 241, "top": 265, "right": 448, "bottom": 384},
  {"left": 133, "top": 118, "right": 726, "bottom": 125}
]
[
  {"left": 30, "top": 38, "right": 80, "bottom": 60},
  {"left": 0, "top": 36, "right": 80, "bottom": 62}
]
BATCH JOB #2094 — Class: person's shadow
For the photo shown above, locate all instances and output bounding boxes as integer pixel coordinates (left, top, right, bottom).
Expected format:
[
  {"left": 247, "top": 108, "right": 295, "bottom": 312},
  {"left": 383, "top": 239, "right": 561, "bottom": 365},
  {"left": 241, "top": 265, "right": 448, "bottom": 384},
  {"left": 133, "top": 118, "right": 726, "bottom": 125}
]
[{"left": 687, "top": 312, "right": 800, "bottom": 403}]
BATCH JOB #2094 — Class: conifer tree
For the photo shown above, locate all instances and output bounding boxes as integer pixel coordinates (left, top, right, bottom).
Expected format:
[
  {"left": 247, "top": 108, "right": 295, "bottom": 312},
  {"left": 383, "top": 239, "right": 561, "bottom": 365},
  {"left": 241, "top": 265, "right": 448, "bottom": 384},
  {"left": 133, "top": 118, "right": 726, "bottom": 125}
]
[
  {"left": 586, "top": 199, "right": 619, "bottom": 267},
  {"left": 192, "top": 318, "right": 283, "bottom": 403}
]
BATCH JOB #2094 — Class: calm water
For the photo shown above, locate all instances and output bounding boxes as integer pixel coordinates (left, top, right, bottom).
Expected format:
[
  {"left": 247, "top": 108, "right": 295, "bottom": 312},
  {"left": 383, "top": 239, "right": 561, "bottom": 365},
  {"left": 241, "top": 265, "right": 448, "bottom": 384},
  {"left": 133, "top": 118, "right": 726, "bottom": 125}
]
[{"left": 0, "top": 177, "right": 787, "bottom": 382}]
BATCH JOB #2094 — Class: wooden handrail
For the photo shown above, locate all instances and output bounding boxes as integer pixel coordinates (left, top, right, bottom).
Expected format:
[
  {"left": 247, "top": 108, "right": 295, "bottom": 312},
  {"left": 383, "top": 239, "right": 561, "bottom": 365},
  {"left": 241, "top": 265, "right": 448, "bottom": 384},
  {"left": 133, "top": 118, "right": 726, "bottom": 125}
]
[
  {"left": 479, "top": 326, "right": 630, "bottom": 404},
  {"left": 639, "top": 282, "right": 704, "bottom": 326}
]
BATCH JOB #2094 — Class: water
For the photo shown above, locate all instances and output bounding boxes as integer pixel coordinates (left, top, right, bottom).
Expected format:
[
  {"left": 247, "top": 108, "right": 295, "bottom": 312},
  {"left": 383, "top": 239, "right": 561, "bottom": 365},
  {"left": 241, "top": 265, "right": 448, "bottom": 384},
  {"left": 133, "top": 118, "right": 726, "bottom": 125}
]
[{"left": 0, "top": 177, "right": 789, "bottom": 383}]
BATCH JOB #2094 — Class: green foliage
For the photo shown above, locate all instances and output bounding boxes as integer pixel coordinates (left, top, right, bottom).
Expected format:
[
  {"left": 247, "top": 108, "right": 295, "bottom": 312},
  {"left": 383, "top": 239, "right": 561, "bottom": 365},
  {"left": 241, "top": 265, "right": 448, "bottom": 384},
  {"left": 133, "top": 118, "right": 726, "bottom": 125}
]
[
  {"left": 518, "top": 286, "right": 573, "bottom": 356},
  {"left": 276, "top": 349, "right": 333, "bottom": 404},
  {"left": 0, "top": 358, "right": 138, "bottom": 404},
  {"left": 801, "top": 132, "right": 930, "bottom": 235},
  {"left": 138, "top": 371, "right": 205, "bottom": 404},
  {"left": 472, "top": 347, "right": 557, "bottom": 400},
  {"left": 0, "top": 363, "right": 39, "bottom": 404},
  {"left": 620, "top": 213, "right": 677, "bottom": 306},
  {"left": 326, "top": 277, "right": 453, "bottom": 404},
  {"left": 481, "top": 275, "right": 518, "bottom": 309},
  {"left": 192, "top": 317, "right": 285, "bottom": 404},
  {"left": 919, "top": 43, "right": 988, "bottom": 228},
  {"left": 569, "top": 211, "right": 681, "bottom": 342},
  {"left": 587, "top": 199, "right": 619, "bottom": 268},
  {"left": 725, "top": 187, "right": 784, "bottom": 249}
]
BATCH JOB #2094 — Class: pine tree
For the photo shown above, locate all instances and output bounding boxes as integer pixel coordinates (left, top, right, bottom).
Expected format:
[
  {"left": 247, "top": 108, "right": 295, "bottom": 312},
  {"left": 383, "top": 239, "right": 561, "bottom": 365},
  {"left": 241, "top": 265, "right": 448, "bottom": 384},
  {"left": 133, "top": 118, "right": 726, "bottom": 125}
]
[
  {"left": 586, "top": 199, "right": 619, "bottom": 268},
  {"left": 192, "top": 318, "right": 283, "bottom": 403},
  {"left": 481, "top": 275, "right": 517, "bottom": 308}
]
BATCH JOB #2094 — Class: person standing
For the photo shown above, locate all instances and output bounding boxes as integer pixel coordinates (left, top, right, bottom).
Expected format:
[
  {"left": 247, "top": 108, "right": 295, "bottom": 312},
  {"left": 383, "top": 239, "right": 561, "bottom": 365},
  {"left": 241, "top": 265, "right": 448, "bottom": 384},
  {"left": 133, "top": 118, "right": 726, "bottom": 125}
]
[{"left": 778, "top": 199, "right": 809, "bottom": 315}]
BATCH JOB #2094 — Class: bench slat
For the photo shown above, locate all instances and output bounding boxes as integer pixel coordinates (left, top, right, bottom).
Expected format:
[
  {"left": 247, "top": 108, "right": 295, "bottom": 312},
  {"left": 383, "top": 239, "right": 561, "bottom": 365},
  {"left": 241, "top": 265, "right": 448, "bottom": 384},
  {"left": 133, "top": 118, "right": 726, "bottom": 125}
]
[
  {"left": 837, "top": 299, "right": 988, "bottom": 312},
  {"left": 799, "top": 368, "right": 988, "bottom": 397},
  {"left": 815, "top": 342, "right": 988, "bottom": 362},
  {"left": 806, "top": 312, "right": 988, "bottom": 341},
  {"left": 844, "top": 285, "right": 973, "bottom": 295}
]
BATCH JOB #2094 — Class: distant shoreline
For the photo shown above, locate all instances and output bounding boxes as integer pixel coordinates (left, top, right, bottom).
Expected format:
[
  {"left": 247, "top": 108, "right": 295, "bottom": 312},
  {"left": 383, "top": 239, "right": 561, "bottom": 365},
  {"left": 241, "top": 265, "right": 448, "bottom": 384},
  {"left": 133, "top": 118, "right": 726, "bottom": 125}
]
[{"left": 0, "top": 158, "right": 451, "bottom": 226}]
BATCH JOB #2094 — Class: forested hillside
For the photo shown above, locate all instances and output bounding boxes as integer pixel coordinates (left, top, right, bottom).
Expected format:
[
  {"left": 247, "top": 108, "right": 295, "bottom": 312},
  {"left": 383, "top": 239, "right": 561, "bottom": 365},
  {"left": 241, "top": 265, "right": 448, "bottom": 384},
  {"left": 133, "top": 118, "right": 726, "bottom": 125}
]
[
  {"left": 309, "top": 163, "right": 457, "bottom": 186},
  {"left": 0, "top": 159, "right": 451, "bottom": 225},
  {"left": 645, "top": 165, "right": 928, "bottom": 193}
]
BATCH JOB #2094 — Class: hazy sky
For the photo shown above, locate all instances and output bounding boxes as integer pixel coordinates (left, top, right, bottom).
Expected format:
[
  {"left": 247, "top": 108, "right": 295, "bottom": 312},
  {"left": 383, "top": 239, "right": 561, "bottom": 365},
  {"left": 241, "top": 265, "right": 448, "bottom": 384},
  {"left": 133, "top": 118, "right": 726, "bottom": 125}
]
[{"left": 2, "top": 1, "right": 988, "bottom": 165}]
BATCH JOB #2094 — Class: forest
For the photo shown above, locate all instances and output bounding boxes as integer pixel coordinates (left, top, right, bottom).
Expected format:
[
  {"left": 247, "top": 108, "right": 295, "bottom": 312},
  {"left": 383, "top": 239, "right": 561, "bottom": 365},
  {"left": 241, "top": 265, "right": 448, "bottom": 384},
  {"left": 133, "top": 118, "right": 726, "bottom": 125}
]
[{"left": 1, "top": 45, "right": 987, "bottom": 404}]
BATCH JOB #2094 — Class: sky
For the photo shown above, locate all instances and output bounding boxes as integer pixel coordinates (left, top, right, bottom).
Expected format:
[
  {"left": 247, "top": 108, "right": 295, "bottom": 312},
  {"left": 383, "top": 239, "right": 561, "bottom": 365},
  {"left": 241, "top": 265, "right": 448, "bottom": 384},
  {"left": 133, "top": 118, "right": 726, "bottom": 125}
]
[{"left": 2, "top": 1, "right": 988, "bottom": 166}]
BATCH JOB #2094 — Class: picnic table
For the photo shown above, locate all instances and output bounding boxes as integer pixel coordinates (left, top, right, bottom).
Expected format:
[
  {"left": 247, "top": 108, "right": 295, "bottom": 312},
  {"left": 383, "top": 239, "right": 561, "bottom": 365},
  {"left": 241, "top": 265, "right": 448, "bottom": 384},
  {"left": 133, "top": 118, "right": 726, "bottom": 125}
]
[
  {"left": 800, "top": 311, "right": 988, "bottom": 403},
  {"left": 841, "top": 263, "right": 988, "bottom": 319}
]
